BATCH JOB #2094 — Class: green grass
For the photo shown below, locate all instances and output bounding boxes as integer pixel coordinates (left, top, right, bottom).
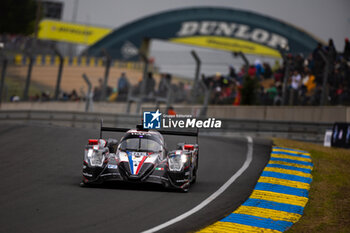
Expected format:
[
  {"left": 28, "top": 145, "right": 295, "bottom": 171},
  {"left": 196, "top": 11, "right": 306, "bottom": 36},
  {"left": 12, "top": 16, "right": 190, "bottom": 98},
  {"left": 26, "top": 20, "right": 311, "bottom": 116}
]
[{"left": 273, "top": 138, "right": 350, "bottom": 233}]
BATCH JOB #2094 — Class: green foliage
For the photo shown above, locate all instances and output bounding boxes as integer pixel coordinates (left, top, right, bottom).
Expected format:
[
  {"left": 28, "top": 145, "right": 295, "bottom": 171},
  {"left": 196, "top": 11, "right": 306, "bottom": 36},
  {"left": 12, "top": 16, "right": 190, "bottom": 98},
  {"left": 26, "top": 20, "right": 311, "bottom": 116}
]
[{"left": 0, "top": 0, "right": 38, "bottom": 35}]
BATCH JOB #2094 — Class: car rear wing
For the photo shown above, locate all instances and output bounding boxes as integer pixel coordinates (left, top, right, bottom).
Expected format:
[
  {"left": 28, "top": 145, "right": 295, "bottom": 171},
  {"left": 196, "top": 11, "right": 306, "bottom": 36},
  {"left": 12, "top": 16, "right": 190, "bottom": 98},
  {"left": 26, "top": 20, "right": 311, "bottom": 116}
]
[{"left": 99, "top": 120, "right": 198, "bottom": 143}]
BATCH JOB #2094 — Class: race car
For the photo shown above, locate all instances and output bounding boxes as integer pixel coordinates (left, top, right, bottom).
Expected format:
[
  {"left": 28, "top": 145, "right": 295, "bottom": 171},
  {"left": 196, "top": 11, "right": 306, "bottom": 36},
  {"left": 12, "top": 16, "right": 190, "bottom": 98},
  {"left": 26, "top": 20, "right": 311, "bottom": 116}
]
[{"left": 81, "top": 124, "right": 199, "bottom": 192}]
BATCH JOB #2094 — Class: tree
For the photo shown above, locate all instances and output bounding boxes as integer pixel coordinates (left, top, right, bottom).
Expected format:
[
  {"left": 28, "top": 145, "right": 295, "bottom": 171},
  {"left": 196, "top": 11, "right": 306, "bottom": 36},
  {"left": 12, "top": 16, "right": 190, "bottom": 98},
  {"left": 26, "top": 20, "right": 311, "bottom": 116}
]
[{"left": 0, "top": 0, "right": 38, "bottom": 35}]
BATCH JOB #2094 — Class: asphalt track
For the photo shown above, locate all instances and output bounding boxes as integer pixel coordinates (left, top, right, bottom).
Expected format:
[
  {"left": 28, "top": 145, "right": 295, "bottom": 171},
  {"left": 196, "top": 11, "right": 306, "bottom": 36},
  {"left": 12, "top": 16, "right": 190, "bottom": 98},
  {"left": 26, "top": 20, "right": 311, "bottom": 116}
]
[{"left": 0, "top": 123, "right": 271, "bottom": 233}]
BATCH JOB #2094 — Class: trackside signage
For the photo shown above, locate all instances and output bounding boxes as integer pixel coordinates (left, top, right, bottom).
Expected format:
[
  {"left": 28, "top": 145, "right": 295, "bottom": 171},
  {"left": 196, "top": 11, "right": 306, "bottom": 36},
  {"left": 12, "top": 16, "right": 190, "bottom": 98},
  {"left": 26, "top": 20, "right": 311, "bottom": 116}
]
[
  {"left": 38, "top": 19, "right": 112, "bottom": 45},
  {"left": 176, "top": 21, "right": 288, "bottom": 49},
  {"left": 143, "top": 110, "right": 222, "bottom": 129},
  {"left": 87, "top": 8, "right": 320, "bottom": 60}
]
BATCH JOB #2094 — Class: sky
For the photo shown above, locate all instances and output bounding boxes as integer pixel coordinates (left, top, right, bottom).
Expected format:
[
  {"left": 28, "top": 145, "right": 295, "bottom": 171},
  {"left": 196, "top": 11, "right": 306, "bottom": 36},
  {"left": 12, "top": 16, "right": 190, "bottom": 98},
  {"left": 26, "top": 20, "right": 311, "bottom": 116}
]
[
  {"left": 53, "top": 0, "right": 350, "bottom": 77},
  {"left": 57, "top": 0, "right": 350, "bottom": 50}
]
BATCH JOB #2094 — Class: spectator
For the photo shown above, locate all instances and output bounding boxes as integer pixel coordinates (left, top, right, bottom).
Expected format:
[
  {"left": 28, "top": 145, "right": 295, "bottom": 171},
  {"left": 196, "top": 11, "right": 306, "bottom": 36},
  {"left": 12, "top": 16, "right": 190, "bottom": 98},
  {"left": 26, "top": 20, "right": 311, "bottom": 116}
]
[
  {"left": 131, "top": 73, "right": 155, "bottom": 99},
  {"left": 117, "top": 72, "right": 129, "bottom": 101},
  {"left": 10, "top": 95, "right": 20, "bottom": 102},
  {"left": 248, "top": 65, "right": 256, "bottom": 77},
  {"left": 294, "top": 54, "right": 304, "bottom": 74},
  {"left": 146, "top": 72, "right": 156, "bottom": 98},
  {"left": 303, "top": 68, "right": 316, "bottom": 93},
  {"left": 69, "top": 89, "right": 79, "bottom": 101},
  {"left": 274, "top": 83, "right": 283, "bottom": 105},
  {"left": 157, "top": 73, "right": 172, "bottom": 98},
  {"left": 241, "top": 75, "right": 259, "bottom": 105},
  {"left": 290, "top": 70, "right": 302, "bottom": 105},
  {"left": 167, "top": 106, "right": 176, "bottom": 115},
  {"left": 254, "top": 59, "right": 265, "bottom": 80},
  {"left": 117, "top": 72, "right": 129, "bottom": 94},
  {"left": 132, "top": 78, "right": 142, "bottom": 96},
  {"left": 291, "top": 70, "right": 302, "bottom": 90},
  {"left": 233, "top": 82, "right": 242, "bottom": 106},
  {"left": 175, "top": 82, "right": 186, "bottom": 103},
  {"left": 41, "top": 91, "right": 50, "bottom": 101},
  {"left": 188, "top": 39, "right": 348, "bottom": 106},
  {"left": 93, "top": 78, "right": 103, "bottom": 101},
  {"left": 344, "top": 38, "right": 350, "bottom": 61},
  {"left": 211, "top": 72, "right": 224, "bottom": 104},
  {"left": 266, "top": 84, "right": 277, "bottom": 105},
  {"left": 228, "top": 65, "right": 237, "bottom": 80},
  {"left": 157, "top": 73, "right": 167, "bottom": 97},
  {"left": 313, "top": 43, "right": 325, "bottom": 84},
  {"left": 263, "top": 62, "right": 272, "bottom": 79},
  {"left": 328, "top": 39, "right": 337, "bottom": 64},
  {"left": 272, "top": 60, "right": 281, "bottom": 73}
]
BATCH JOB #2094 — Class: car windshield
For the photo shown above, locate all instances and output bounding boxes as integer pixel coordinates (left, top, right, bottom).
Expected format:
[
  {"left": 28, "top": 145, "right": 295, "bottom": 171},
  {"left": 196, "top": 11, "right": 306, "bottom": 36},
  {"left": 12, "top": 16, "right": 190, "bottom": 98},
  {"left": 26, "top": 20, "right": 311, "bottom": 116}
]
[{"left": 119, "top": 138, "right": 162, "bottom": 152}]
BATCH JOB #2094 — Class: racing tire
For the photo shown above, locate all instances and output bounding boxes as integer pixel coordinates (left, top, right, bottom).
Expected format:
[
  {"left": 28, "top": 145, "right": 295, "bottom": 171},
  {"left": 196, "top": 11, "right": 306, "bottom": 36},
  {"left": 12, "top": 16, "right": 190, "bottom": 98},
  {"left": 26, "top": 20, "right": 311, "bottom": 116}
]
[
  {"left": 191, "top": 168, "right": 197, "bottom": 184},
  {"left": 80, "top": 181, "right": 88, "bottom": 187},
  {"left": 180, "top": 182, "right": 190, "bottom": 193}
]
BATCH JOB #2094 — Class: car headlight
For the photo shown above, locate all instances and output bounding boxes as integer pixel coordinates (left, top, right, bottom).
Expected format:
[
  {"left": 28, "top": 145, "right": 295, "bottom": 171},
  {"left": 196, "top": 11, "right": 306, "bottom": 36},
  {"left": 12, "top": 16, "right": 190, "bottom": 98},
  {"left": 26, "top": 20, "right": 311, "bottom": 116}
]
[
  {"left": 85, "top": 149, "right": 104, "bottom": 167},
  {"left": 181, "top": 154, "right": 188, "bottom": 163},
  {"left": 87, "top": 149, "right": 93, "bottom": 158},
  {"left": 168, "top": 155, "right": 183, "bottom": 171},
  {"left": 168, "top": 151, "right": 189, "bottom": 172}
]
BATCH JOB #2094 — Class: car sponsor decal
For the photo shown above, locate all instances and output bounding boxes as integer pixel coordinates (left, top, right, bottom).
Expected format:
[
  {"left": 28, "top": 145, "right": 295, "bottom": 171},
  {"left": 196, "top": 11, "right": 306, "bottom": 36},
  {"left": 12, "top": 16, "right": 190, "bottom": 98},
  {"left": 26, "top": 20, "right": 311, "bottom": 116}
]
[
  {"left": 107, "top": 164, "right": 118, "bottom": 169},
  {"left": 198, "top": 147, "right": 313, "bottom": 233},
  {"left": 127, "top": 151, "right": 147, "bottom": 175},
  {"left": 131, "top": 152, "right": 147, "bottom": 156},
  {"left": 176, "top": 179, "right": 189, "bottom": 183},
  {"left": 135, "top": 156, "right": 147, "bottom": 175},
  {"left": 128, "top": 154, "right": 134, "bottom": 174}
]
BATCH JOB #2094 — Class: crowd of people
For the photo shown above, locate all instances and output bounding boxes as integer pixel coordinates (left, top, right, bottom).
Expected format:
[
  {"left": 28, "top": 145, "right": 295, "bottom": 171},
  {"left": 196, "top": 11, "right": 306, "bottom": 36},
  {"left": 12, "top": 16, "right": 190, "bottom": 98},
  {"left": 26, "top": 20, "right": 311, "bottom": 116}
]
[
  {"left": 107, "top": 37, "right": 350, "bottom": 106},
  {"left": 127, "top": 72, "right": 191, "bottom": 103},
  {"left": 11, "top": 38, "right": 350, "bottom": 106},
  {"left": 199, "top": 38, "right": 350, "bottom": 106}
]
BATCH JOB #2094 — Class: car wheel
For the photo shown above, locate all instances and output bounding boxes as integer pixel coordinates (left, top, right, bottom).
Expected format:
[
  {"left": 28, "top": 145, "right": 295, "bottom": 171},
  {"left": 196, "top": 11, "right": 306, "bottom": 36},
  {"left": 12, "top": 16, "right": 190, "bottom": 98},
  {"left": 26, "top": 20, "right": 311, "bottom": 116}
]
[
  {"left": 180, "top": 183, "right": 190, "bottom": 192},
  {"left": 191, "top": 168, "right": 197, "bottom": 184},
  {"left": 80, "top": 181, "right": 88, "bottom": 187},
  {"left": 181, "top": 186, "right": 189, "bottom": 193}
]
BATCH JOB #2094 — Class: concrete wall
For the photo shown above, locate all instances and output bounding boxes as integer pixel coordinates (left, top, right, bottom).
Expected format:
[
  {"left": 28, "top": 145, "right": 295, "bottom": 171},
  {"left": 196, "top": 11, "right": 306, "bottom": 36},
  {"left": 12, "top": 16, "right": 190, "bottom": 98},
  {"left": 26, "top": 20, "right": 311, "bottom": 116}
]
[
  {"left": 1, "top": 102, "right": 348, "bottom": 123},
  {"left": 206, "top": 106, "right": 348, "bottom": 123}
]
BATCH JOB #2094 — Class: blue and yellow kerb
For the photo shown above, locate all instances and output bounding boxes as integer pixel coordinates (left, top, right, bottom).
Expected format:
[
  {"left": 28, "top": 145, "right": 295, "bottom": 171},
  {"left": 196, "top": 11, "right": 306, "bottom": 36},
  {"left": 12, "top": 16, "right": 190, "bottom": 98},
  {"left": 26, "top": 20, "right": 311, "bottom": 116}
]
[{"left": 199, "top": 147, "right": 313, "bottom": 232}]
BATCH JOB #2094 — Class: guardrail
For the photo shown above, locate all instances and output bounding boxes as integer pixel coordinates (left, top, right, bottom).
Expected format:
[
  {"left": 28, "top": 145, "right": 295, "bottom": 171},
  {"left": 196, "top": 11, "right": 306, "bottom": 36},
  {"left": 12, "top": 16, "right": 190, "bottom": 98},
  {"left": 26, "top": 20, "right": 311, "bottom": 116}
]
[
  {"left": 0, "top": 110, "right": 332, "bottom": 143},
  {"left": 0, "top": 110, "right": 140, "bottom": 129}
]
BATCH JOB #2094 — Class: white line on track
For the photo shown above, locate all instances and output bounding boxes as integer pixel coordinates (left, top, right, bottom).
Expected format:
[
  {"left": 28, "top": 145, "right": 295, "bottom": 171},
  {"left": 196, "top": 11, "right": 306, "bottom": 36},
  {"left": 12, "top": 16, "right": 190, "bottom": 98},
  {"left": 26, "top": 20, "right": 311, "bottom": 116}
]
[{"left": 141, "top": 136, "right": 254, "bottom": 233}]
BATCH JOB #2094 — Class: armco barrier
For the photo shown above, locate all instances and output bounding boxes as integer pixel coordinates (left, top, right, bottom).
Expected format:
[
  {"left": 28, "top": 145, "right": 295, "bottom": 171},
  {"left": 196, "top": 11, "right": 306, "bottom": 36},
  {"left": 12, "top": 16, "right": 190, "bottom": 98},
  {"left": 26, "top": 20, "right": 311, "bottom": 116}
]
[
  {"left": 0, "top": 110, "right": 332, "bottom": 143},
  {"left": 0, "top": 110, "right": 140, "bottom": 129}
]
